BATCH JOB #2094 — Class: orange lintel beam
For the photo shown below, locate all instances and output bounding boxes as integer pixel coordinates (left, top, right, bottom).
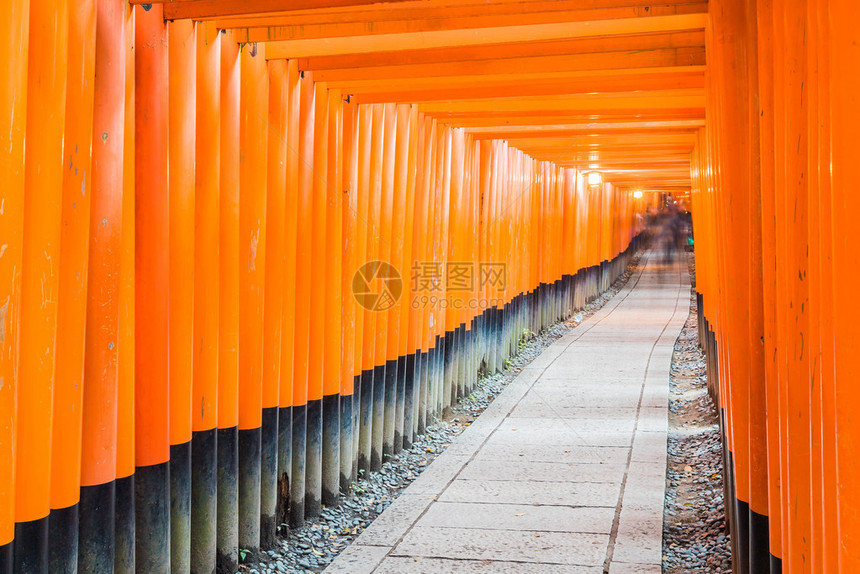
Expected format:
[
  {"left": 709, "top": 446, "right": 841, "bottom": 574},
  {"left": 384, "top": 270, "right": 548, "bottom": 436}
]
[
  {"left": 310, "top": 47, "right": 705, "bottom": 81},
  {"left": 260, "top": 14, "right": 707, "bottom": 59},
  {"left": 557, "top": 158, "right": 693, "bottom": 167},
  {"left": 517, "top": 142, "right": 695, "bottom": 152},
  {"left": 236, "top": 5, "right": 707, "bottom": 42},
  {"left": 352, "top": 70, "right": 705, "bottom": 104},
  {"left": 435, "top": 109, "right": 706, "bottom": 126},
  {"left": 211, "top": 0, "right": 708, "bottom": 23},
  {"left": 325, "top": 65, "right": 706, "bottom": 92},
  {"left": 556, "top": 155, "right": 692, "bottom": 164},
  {"left": 221, "top": 1, "right": 706, "bottom": 37},
  {"left": 285, "top": 29, "right": 705, "bottom": 72},
  {"left": 416, "top": 93, "right": 705, "bottom": 114},
  {"left": 468, "top": 127, "right": 698, "bottom": 140},
  {"left": 464, "top": 119, "right": 705, "bottom": 134},
  {"left": 519, "top": 144, "right": 694, "bottom": 158},
  {"left": 158, "top": 0, "right": 413, "bottom": 20},
  {"left": 429, "top": 107, "right": 704, "bottom": 121}
]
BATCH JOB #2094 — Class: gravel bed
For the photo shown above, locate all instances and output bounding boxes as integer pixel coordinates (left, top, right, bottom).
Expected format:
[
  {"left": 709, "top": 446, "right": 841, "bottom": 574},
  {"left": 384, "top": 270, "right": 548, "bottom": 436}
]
[
  {"left": 242, "top": 254, "right": 642, "bottom": 574},
  {"left": 662, "top": 253, "right": 732, "bottom": 573}
]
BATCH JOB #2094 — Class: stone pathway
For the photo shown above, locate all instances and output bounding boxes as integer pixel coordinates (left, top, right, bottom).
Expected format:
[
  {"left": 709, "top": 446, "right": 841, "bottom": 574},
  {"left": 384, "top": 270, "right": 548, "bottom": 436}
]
[{"left": 325, "top": 252, "right": 689, "bottom": 574}]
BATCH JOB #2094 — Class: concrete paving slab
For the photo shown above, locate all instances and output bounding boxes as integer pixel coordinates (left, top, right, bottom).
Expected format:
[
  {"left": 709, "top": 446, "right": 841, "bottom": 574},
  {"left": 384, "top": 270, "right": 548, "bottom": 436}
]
[
  {"left": 324, "top": 544, "right": 390, "bottom": 574},
  {"left": 609, "top": 563, "right": 661, "bottom": 574},
  {"left": 403, "top": 455, "right": 470, "bottom": 496},
  {"left": 472, "top": 443, "right": 631, "bottom": 464},
  {"left": 324, "top": 253, "right": 688, "bottom": 573},
  {"left": 611, "top": 505, "right": 665, "bottom": 564},
  {"left": 484, "top": 427, "right": 634, "bottom": 447},
  {"left": 630, "top": 431, "right": 669, "bottom": 464},
  {"left": 355, "top": 494, "right": 437, "bottom": 547},
  {"left": 375, "top": 557, "right": 605, "bottom": 573},
  {"left": 511, "top": 400, "right": 636, "bottom": 420},
  {"left": 438, "top": 479, "right": 621, "bottom": 507},
  {"left": 459, "top": 459, "right": 628, "bottom": 483},
  {"left": 509, "top": 403, "right": 639, "bottom": 420},
  {"left": 418, "top": 502, "right": 617, "bottom": 533},
  {"left": 392, "top": 526, "right": 609, "bottom": 566}
]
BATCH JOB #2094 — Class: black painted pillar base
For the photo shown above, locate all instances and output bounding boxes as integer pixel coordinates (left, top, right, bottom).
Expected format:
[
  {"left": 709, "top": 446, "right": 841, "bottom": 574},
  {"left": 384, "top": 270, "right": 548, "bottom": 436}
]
[
  {"left": 322, "top": 393, "right": 341, "bottom": 507},
  {"left": 0, "top": 540, "right": 11, "bottom": 574},
  {"left": 190, "top": 428, "right": 217, "bottom": 574},
  {"left": 135, "top": 461, "right": 171, "bottom": 573},
  {"left": 403, "top": 352, "right": 416, "bottom": 448},
  {"left": 14, "top": 516, "right": 48, "bottom": 574},
  {"left": 237, "top": 427, "right": 262, "bottom": 559},
  {"left": 339, "top": 391, "right": 354, "bottom": 492},
  {"left": 260, "top": 407, "right": 279, "bottom": 550},
  {"left": 170, "top": 441, "right": 192, "bottom": 572},
  {"left": 770, "top": 554, "right": 782, "bottom": 574},
  {"left": 382, "top": 358, "right": 398, "bottom": 458},
  {"left": 276, "top": 406, "right": 292, "bottom": 534},
  {"left": 357, "top": 368, "right": 374, "bottom": 473},
  {"left": 289, "top": 405, "right": 307, "bottom": 529},
  {"left": 79, "top": 481, "right": 115, "bottom": 572},
  {"left": 394, "top": 354, "right": 407, "bottom": 453},
  {"left": 114, "top": 474, "right": 135, "bottom": 574},
  {"left": 216, "top": 426, "right": 238, "bottom": 574},
  {"left": 370, "top": 363, "right": 386, "bottom": 471},
  {"left": 750, "top": 508, "right": 771, "bottom": 574},
  {"left": 48, "top": 503, "right": 78, "bottom": 573},
  {"left": 305, "top": 398, "right": 323, "bottom": 519}
]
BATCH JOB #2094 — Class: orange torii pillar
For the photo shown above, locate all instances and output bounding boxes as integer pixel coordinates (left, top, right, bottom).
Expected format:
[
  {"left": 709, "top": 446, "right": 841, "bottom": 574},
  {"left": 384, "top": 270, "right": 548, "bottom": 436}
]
[
  {"left": 305, "top": 80, "right": 329, "bottom": 518},
  {"left": 831, "top": 0, "right": 860, "bottom": 570},
  {"left": 425, "top": 126, "right": 444, "bottom": 419},
  {"left": 371, "top": 103, "right": 394, "bottom": 472},
  {"left": 0, "top": 0, "right": 28, "bottom": 569},
  {"left": 217, "top": 28, "right": 241, "bottom": 574},
  {"left": 190, "top": 20, "right": 220, "bottom": 572},
  {"left": 12, "top": 0, "right": 68, "bottom": 568},
  {"left": 442, "top": 128, "right": 464, "bottom": 410},
  {"left": 412, "top": 117, "right": 437, "bottom": 435},
  {"left": 291, "top": 69, "right": 316, "bottom": 528},
  {"left": 261, "top": 57, "right": 287, "bottom": 549},
  {"left": 402, "top": 108, "right": 424, "bottom": 448},
  {"left": 385, "top": 103, "right": 409, "bottom": 457},
  {"left": 356, "top": 103, "right": 377, "bottom": 475},
  {"left": 133, "top": 4, "right": 170, "bottom": 571},
  {"left": 277, "top": 58, "right": 300, "bottom": 531},
  {"left": 237, "top": 41, "right": 268, "bottom": 557},
  {"left": 340, "top": 95, "right": 359, "bottom": 489},
  {"left": 806, "top": 0, "right": 839, "bottom": 567},
  {"left": 115, "top": 8, "right": 136, "bottom": 570},
  {"left": 48, "top": 0, "right": 95, "bottom": 568},
  {"left": 322, "top": 88, "right": 344, "bottom": 507},
  {"left": 167, "top": 18, "right": 196, "bottom": 573},
  {"left": 372, "top": 102, "right": 393, "bottom": 466},
  {"left": 77, "top": 0, "right": 125, "bottom": 569}
]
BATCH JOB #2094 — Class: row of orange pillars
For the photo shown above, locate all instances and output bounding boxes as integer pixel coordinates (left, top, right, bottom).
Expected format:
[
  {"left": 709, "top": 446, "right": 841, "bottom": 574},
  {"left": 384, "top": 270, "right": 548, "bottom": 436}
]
[
  {"left": 0, "top": 2, "right": 644, "bottom": 571},
  {"left": 693, "top": 0, "right": 860, "bottom": 572}
]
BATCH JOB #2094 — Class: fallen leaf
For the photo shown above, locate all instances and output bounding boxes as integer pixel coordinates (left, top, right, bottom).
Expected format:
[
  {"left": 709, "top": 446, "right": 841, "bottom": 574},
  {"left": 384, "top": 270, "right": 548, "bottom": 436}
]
[{"left": 514, "top": 513, "right": 525, "bottom": 517}]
